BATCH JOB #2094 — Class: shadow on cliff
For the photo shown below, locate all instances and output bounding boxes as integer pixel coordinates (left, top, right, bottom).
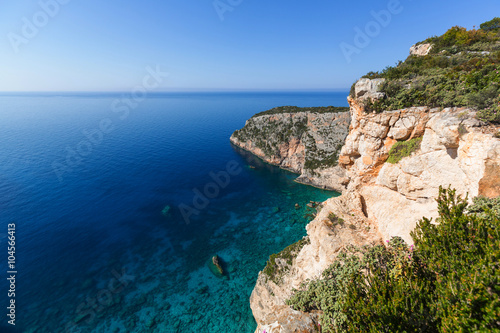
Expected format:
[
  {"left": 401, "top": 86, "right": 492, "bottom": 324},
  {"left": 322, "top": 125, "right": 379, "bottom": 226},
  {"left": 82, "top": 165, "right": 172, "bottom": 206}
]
[{"left": 230, "top": 142, "right": 294, "bottom": 176}]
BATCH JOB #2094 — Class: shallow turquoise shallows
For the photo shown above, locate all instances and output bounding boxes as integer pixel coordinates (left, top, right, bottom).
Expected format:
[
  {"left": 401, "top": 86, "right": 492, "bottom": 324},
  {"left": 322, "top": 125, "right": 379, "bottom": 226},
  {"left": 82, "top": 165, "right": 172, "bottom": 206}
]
[{"left": 0, "top": 91, "right": 347, "bottom": 333}]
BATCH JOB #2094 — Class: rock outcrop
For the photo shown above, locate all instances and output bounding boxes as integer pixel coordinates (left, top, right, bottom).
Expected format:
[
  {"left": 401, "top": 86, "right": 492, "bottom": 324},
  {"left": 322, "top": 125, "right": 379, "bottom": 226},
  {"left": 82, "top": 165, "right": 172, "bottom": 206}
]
[
  {"left": 247, "top": 79, "right": 500, "bottom": 332},
  {"left": 339, "top": 92, "right": 500, "bottom": 244},
  {"left": 230, "top": 109, "right": 351, "bottom": 192},
  {"left": 410, "top": 43, "right": 433, "bottom": 56},
  {"left": 353, "top": 78, "right": 385, "bottom": 101}
]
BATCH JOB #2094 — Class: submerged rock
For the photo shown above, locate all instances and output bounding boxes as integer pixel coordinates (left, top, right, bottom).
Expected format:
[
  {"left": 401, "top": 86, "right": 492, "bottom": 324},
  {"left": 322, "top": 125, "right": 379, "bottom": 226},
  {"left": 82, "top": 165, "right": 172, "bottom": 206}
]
[
  {"left": 196, "top": 286, "right": 209, "bottom": 295},
  {"left": 161, "top": 205, "right": 171, "bottom": 216},
  {"left": 212, "top": 255, "right": 223, "bottom": 274},
  {"left": 208, "top": 255, "right": 225, "bottom": 278}
]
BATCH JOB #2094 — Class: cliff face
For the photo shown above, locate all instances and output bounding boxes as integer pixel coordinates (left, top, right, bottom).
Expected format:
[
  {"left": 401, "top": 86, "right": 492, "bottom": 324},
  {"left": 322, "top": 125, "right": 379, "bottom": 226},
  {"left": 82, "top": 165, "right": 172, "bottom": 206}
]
[
  {"left": 230, "top": 110, "right": 351, "bottom": 192},
  {"left": 248, "top": 80, "right": 500, "bottom": 332},
  {"left": 339, "top": 79, "right": 500, "bottom": 244}
]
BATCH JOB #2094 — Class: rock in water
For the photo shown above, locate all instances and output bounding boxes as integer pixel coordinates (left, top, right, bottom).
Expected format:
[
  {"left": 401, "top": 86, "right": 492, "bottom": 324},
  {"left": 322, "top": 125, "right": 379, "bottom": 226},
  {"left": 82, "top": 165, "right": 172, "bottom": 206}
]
[
  {"left": 208, "top": 255, "right": 225, "bottom": 278},
  {"left": 212, "top": 255, "right": 223, "bottom": 275}
]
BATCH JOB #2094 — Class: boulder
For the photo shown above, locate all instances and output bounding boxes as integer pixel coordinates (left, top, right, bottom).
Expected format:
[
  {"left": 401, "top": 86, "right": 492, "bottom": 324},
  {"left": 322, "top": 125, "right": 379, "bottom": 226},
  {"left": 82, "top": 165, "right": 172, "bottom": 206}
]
[{"left": 354, "top": 78, "right": 385, "bottom": 101}]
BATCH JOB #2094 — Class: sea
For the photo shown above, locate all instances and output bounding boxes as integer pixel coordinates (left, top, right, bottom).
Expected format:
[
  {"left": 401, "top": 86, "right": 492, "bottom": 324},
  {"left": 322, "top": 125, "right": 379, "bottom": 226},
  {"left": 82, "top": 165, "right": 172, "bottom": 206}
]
[{"left": 0, "top": 91, "right": 348, "bottom": 333}]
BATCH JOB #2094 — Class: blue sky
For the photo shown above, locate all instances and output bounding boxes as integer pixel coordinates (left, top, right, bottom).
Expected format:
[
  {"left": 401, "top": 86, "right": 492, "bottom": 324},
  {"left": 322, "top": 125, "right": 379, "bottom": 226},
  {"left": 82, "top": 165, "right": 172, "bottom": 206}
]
[{"left": 0, "top": 0, "right": 499, "bottom": 91}]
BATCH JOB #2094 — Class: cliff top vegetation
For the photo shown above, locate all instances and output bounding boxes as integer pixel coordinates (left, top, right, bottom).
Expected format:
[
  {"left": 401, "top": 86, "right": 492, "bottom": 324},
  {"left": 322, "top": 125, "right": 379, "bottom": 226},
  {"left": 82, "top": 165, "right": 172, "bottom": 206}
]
[
  {"left": 352, "top": 17, "right": 500, "bottom": 123},
  {"left": 251, "top": 105, "right": 349, "bottom": 118}
]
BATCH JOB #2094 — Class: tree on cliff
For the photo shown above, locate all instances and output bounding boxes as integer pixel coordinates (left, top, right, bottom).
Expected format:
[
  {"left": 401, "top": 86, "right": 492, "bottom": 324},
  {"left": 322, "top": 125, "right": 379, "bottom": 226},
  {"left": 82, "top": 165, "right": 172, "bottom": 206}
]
[{"left": 480, "top": 17, "right": 500, "bottom": 32}]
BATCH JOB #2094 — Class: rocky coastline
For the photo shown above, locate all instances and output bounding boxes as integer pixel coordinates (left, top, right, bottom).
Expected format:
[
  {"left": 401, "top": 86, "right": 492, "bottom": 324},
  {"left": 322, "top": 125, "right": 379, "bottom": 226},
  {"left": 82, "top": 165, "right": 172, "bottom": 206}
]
[
  {"left": 234, "top": 38, "right": 500, "bottom": 333},
  {"left": 230, "top": 108, "right": 351, "bottom": 193}
]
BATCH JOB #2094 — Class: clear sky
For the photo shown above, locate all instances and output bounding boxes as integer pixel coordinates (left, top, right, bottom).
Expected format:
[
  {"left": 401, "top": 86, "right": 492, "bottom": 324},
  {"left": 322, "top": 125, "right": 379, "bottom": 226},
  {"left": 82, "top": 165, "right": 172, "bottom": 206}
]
[{"left": 0, "top": 0, "right": 499, "bottom": 92}]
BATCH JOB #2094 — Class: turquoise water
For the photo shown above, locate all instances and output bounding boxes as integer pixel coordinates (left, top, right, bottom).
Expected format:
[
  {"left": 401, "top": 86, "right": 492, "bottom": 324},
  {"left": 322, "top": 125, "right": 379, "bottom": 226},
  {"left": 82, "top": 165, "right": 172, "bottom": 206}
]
[{"left": 0, "top": 92, "right": 347, "bottom": 332}]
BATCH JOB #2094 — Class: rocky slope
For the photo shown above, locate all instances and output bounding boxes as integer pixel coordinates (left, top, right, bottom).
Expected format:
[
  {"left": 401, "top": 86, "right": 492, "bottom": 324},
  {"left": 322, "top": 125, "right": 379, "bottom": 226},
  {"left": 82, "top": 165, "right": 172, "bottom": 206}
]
[{"left": 230, "top": 107, "right": 351, "bottom": 192}]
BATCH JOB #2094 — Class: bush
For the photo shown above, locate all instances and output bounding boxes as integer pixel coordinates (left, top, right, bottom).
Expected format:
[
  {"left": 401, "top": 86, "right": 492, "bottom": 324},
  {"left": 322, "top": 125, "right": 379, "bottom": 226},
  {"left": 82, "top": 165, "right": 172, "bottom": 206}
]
[
  {"left": 263, "top": 237, "right": 310, "bottom": 283},
  {"left": 386, "top": 137, "right": 422, "bottom": 164},
  {"left": 288, "top": 238, "right": 435, "bottom": 332},
  {"left": 468, "top": 195, "right": 500, "bottom": 219},
  {"left": 327, "top": 212, "right": 344, "bottom": 227},
  {"left": 342, "top": 239, "right": 436, "bottom": 333},
  {"left": 286, "top": 247, "right": 364, "bottom": 332},
  {"left": 411, "top": 188, "right": 500, "bottom": 332},
  {"left": 287, "top": 188, "right": 500, "bottom": 332},
  {"left": 481, "top": 17, "right": 500, "bottom": 32}
]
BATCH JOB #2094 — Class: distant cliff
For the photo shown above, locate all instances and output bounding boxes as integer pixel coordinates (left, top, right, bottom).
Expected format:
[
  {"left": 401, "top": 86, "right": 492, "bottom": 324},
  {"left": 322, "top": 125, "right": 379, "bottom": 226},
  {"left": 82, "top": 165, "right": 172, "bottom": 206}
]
[{"left": 230, "top": 106, "right": 350, "bottom": 192}]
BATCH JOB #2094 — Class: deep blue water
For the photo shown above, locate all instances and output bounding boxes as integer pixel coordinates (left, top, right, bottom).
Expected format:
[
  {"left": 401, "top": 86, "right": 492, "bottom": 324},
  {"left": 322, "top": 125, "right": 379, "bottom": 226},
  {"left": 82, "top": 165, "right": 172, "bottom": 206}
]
[{"left": 0, "top": 92, "right": 348, "bottom": 333}]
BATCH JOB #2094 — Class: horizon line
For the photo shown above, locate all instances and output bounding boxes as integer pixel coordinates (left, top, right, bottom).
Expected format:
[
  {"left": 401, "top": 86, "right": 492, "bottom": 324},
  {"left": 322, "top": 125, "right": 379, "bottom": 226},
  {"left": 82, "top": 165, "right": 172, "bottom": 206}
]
[{"left": 0, "top": 88, "right": 350, "bottom": 94}]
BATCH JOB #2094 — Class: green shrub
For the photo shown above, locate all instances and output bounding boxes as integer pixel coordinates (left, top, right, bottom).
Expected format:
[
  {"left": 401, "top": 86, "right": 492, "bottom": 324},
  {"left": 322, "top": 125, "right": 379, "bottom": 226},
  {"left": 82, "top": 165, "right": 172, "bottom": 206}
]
[
  {"left": 481, "top": 17, "right": 500, "bottom": 32},
  {"left": 287, "top": 238, "right": 433, "bottom": 332},
  {"left": 361, "top": 71, "right": 383, "bottom": 79},
  {"left": 286, "top": 247, "right": 365, "bottom": 332},
  {"left": 467, "top": 195, "right": 500, "bottom": 220},
  {"left": 304, "top": 152, "right": 340, "bottom": 170},
  {"left": 342, "top": 240, "right": 436, "bottom": 333},
  {"left": 328, "top": 212, "right": 344, "bottom": 227},
  {"left": 263, "top": 237, "right": 310, "bottom": 283},
  {"left": 411, "top": 188, "right": 500, "bottom": 332},
  {"left": 386, "top": 137, "right": 422, "bottom": 164}
]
